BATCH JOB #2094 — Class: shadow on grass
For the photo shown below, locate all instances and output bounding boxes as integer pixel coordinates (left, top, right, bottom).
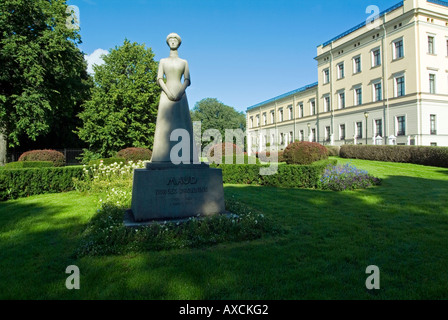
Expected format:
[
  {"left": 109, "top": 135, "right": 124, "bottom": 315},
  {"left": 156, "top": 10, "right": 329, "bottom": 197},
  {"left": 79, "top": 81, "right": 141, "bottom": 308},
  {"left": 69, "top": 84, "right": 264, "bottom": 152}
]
[{"left": 1, "top": 174, "right": 448, "bottom": 299}]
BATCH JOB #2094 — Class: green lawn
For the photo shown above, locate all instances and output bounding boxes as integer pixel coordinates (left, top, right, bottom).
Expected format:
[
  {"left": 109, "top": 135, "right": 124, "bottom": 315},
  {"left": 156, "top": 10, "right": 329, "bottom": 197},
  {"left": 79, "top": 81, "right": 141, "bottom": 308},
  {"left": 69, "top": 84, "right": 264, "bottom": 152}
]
[{"left": 1, "top": 158, "right": 448, "bottom": 299}]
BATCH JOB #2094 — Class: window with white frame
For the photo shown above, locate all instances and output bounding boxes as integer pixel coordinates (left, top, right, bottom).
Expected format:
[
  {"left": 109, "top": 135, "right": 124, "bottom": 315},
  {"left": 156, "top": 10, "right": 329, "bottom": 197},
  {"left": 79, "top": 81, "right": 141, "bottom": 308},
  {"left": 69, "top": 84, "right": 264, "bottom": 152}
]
[
  {"left": 325, "top": 126, "right": 331, "bottom": 142},
  {"left": 396, "top": 116, "right": 406, "bottom": 136},
  {"left": 353, "top": 55, "right": 362, "bottom": 74},
  {"left": 430, "top": 114, "right": 437, "bottom": 135},
  {"left": 324, "top": 96, "right": 331, "bottom": 112},
  {"left": 395, "top": 75, "right": 405, "bottom": 97},
  {"left": 339, "top": 124, "right": 346, "bottom": 140},
  {"left": 250, "top": 117, "right": 253, "bottom": 128},
  {"left": 300, "top": 130, "right": 304, "bottom": 141},
  {"left": 337, "top": 62, "right": 345, "bottom": 79},
  {"left": 312, "top": 128, "right": 316, "bottom": 142},
  {"left": 338, "top": 91, "right": 345, "bottom": 109},
  {"left": 393, "top": 38, "right": 404, "bottom": 60},
  {"left": 354, "top": 87, "right": 362, "bottom": 105},
  {"left": 356, "top": 122, "right": 363, "bottom": 139},
  {"left": 298, "top": 103, "right": 304, "bottom": 118},
  {"left": 263, "top": 113, "right": 267, "bottom": 125},
  {"left": 429, "top": 74, "right": 436, "bottom": 94},
  {"left": 290, "top": 131, "right": 294, "bottom": 143},
  {"left": 373, "top": 81, "right": 382, "bottom": 102},
  {"left": 288, "top": 105, "right": 293, "bottom": 120},
  {"left": 310, "top": 100, "right": 316, "bottom": 115},
  {"left": 428, "top": 35, "right": 435, "bottom": 55},
  {"left": 279, "top": 109, "right": 284, "bottom": 122},
  {"left": 372, "top": 48, "right": 381, "bottom": 67},
  {"left": 375, "top": 119, "right": 383, "bottom": 137},
  {"left": 323, "top": 68, "right": 330, "bottom": 84},
  {"left": 256, "top": 115, "right": 260, "bottom": 127},
  {"left": 270, "top": 110, "right": 275, "bottom": 124}
]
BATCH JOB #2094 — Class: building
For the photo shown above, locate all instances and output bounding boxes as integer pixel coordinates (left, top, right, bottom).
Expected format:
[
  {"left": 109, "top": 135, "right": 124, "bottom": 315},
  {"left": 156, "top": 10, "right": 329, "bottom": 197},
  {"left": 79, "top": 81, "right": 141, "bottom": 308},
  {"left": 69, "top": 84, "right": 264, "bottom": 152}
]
[{"left": 246, "top": 0, "right": 448, "bottom": 154}]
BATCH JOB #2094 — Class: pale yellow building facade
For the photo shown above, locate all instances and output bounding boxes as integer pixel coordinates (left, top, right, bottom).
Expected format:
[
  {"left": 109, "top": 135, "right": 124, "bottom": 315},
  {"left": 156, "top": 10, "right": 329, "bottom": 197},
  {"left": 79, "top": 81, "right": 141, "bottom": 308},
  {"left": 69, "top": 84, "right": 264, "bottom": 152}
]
[{"left": 247, "top": 0, "right": 448, "bottom": 153}]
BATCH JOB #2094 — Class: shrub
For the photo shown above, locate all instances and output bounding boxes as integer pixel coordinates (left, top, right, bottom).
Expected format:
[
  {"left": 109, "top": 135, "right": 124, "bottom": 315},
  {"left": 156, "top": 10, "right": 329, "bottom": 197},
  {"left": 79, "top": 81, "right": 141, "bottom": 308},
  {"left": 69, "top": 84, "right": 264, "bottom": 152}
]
[
  {"left": 208, "top": 142, "right": 243, "bottom": 158},
  {"left": 88, "top": 157, "right": 126, "bottom": 166},
  {"left": 255, "top": 151, "right": 284, "bottom": 163},
  {"left": 18, "top": 149, "right": 65, "bottom": 167},
  {"left": 116, "top": 147, "right": 152, "bottom": 162},
  {"left": 207, "top": 143, "right": 255, "bottom": 164},
  {"left": 78, "top": 149, "right": 102, "bottom": 165},
  {"left": 282, "top": 142, "right": 329, "bottom": 165},
  {"left": 0, "top": 167, "right": 84, "bottom": 201},
  {"left": 320, "top": 163, "right": 381, "bottom": 191},
  {"left": 326, "top": 146, "right": 341, "bottom": 157},
  {"left": 4, "top": 161, "right": 53, "bottom": 169},
  {"left": 340, "top": 145, "right": 448, "bottom": 168},
  {"left": 211, "top": 159, "right": 337, "bottom": 189}
]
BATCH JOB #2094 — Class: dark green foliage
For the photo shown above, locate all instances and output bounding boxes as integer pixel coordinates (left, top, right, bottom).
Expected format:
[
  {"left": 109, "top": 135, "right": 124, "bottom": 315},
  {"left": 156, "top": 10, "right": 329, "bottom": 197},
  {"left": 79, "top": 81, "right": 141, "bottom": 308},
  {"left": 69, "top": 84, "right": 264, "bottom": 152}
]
[
  {"left": 4, "top": 161, "right": 53, "bottom": 169},
  {"left": 18, "top": 149, "right": 65, "bottom": 166},
  {"left": 88, "top": 157, "right": 126, "bottom": 166},
  {"left": 340, "top": 145, "right": 448, "bottom": 168},
  {"left": 76, "top": 198, "right": 280, "bottom": 256},
  {"left": 77, "top": 39, "right": 159, "bottom": 157},
  {"left": 211, "top": 159, "right": 337, "bottom": 188},
  {"left": 0, "top": 0, "right": 92, "bottom": 150},
  {"left": 0, "top": 166, "right": 84, "bottom": 200},
  {"left": 116, "top": 147, "right": 152, "bottom": 162},
  {"left": 190, "top": 98, "right": 246, "bottom": 149},
  {"left": 325, "top": 146, "right": 341, "bottom": 157},
  {"left": 283, "top": 141, "right": 329, "bottom": 165}
]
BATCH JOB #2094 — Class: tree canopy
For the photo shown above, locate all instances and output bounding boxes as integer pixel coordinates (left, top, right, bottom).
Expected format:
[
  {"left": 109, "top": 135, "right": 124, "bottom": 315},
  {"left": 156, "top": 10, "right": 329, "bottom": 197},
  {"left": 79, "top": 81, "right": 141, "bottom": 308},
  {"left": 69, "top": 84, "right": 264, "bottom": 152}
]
[
  {"left": 76, "top": 39, "right": 159, "bottom": 157},
  {"left": 0, "top": 0, "right": 91, "bottom": 154},
  {"left": 190, "top": 98, "right": 246, "bottom": 148}
]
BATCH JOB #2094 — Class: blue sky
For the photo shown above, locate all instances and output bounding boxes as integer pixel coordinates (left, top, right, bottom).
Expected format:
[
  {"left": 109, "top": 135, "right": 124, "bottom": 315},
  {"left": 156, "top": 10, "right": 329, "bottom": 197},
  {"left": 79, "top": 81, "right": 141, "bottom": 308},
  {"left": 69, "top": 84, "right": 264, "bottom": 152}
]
[{"left": 69, "top": 0, "right": 400, "bottom": 113}]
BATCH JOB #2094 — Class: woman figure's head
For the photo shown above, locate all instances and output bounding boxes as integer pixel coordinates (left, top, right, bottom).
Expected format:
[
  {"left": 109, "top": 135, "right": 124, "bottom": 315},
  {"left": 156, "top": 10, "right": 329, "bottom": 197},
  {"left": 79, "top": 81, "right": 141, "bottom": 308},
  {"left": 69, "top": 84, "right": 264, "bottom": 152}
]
[{"left": 166, "top": 33, "right": 182, "bottom": 50}]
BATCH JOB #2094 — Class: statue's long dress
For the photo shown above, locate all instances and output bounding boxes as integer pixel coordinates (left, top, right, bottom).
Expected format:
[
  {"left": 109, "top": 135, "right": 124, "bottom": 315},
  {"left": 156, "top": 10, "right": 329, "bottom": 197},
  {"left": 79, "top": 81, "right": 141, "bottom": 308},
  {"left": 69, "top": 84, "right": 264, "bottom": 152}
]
[{"left": 151, "top": 58, "right": 198, "bottom": 164}]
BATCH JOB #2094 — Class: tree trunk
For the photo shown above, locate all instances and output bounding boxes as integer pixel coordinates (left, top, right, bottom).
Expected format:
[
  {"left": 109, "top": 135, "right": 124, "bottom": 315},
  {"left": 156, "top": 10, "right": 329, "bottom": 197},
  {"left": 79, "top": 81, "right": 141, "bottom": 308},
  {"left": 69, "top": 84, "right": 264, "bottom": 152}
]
[{"left": 0, "top": 132, "right": 6, "bottom": 166}]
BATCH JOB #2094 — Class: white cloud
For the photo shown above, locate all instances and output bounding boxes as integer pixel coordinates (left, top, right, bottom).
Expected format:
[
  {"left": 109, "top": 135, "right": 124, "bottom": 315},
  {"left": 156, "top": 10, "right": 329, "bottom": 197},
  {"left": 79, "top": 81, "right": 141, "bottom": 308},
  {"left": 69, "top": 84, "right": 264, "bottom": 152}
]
[{"left": 84, "top": 48, "right": 108, "bottom": 74}]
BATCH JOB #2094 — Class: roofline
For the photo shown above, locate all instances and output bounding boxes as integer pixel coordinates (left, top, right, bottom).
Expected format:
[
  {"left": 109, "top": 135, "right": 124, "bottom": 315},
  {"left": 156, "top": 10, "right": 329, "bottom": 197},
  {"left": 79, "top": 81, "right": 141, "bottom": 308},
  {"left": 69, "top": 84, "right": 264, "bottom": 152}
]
[
  {"left": 246, "top": 82, "right": 318, "bottom": 112},
  {"left": 318, "top": 1, "right": 404, "bottom": 48}
]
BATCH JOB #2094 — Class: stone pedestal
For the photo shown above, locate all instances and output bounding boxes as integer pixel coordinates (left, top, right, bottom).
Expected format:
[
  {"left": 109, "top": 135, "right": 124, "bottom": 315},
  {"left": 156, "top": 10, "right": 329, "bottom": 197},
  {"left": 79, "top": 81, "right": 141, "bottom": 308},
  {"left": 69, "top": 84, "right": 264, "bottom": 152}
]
[{"left": 130, "top": 163, "right": 225, "bottom": 222}]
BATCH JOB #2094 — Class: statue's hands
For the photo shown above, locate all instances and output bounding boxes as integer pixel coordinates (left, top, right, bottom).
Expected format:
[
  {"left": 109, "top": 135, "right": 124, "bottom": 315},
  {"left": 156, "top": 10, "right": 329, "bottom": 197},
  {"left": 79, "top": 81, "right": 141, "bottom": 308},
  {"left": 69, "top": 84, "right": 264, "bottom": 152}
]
[
  {"left": 174, "top": 90, "right": 185, "bottom": 101},
  {"left": 165, "top": 90, "right": 177, "bottom": 101}
]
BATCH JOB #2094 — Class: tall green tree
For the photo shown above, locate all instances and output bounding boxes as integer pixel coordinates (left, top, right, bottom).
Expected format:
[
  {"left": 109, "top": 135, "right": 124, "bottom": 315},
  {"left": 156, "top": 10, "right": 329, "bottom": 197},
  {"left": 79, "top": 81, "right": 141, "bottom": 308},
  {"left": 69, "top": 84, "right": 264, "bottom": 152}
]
[
  {"left": 190, "top": 98, "right": 246, "bottom": 148},
  {"left": 76, "top": 39, "right": 159, "bottom": 157},
  {"left": 0, "top": 0, "right": 91, "bottom": 164}
]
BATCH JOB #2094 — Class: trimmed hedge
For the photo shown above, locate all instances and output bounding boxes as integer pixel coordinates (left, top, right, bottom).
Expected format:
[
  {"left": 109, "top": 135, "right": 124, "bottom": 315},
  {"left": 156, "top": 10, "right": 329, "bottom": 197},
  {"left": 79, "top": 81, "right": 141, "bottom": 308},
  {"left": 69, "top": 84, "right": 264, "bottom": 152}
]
[
  {"left": 211, "top": 159, "right": 337, "bottom": 189},
  {"left": 117, "top": 147, "right": 152, "bottom": 162},
  {"left": 283, "top": 142, "right": 329, "bottom": 165},
  {"left": 18, "top": 149, "right": 65, "bottom": 167},
  {"left": 326, "top": 146, "right": 341, "bottom": 157},
  {"left": 340, "top": 145, "right": 448, "bottom": 168},
  {"left": 5, "top": 161, "right": 54, "bottom": 169},
  {"left": 0, "top": 167, "right": 84, "bottom": 201},
  {"left": 255, "top": 151, "right": 285, "bottom": 163},
  {"left": 89, "top": 157, "right": 126, "bottom": 166}
]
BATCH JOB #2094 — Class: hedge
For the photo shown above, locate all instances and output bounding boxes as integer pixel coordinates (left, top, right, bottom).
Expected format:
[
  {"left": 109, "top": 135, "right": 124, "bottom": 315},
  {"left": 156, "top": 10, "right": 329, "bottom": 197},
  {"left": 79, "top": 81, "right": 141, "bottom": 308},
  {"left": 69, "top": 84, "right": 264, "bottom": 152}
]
[
  {"left": 0, "top": 167, "right": 84, "bottom": 201},
  {"left": 117, "top": 147, "right": 152, "bottom": 162},
  {"left": 4, "top": 161, "right": 54, "bottom": 169},
  {"left": 18, "top": 149, "right": 65, "bottom": 167},
  {"left": 340, "top": 145, "right": 448, "bottom": 168},
  {"left": 211, "top": 159, "right": 337, "bottom": 189}
]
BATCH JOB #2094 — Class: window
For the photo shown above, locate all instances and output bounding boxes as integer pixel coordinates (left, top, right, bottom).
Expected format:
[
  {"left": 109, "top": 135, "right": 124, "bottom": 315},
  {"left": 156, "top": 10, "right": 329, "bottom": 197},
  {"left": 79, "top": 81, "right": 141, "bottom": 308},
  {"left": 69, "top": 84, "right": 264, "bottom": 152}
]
[
  {"left": 372, "top": 48, "right": 381, "bottom": 67},
  {"left": 288, "top": 105, "right": 293, "bottom": 120},
  {"left": 395, "top": 76, "right": 405, "bottom": 97},
  {"left": 397, "top": 116, "right": 406, "bottom": 136},
  {"left": 355, "top": 87, "right": 362, "bottom": 105},
  {"left": 431, "top": 142, "right": 438, "bottom": 147},
  {"left": 280, "top": 133, "right": 284, "bottom": 145},
  {"left": 339, "top": 124, "right": 346, "bottom": 140},
  {"left": 290, "top": 131, "right": 294, "bottom": 143},
  {"left": 270, "top": 111, "right": 275, "bottom": 124},
  {"left": 356, "top": 122, "right": 363, "bottom": 139},
  {"left": 310, "top": 100, "right": 316, "bottom": 115},
  {"left": 428, "top": 36, "right": 435, "bottom": 54},
  {"left": 324, "top": 96, "right": 331, "bottom": 112},
  {"left": 339, "top": 92, "right": 345, "bottom": 109},
  {"left": 323, "top": 69, "right": 330, "bottom": 84},
  {"left": 263, "top": 113, "right": 267, "bottom": 125},
  {"left": 325, "top": 126, "right": 331, "bottom": 142},
  {"left": 279, "top": 109, "right": 284, "bottom": 122},
  {"left": 299, "top": 104, "right": 304, "bottom": 118},
  {"left": 250, "top": 117, "right": 253, "bottom": 128},
  {"left": 430, "top": 114, "right": 437, "bottom": 135},
  {"left": 393, "top": 39, "right": 404, "bottom": 59},
  {"left": 429, "top": 74, "right": 436, "bottom": 94},
  {"left": 300, "top": 130, "right": 304, "bottom": 141},
  {"left": 337, "top": 63, "right": 345, "bottom": 79},
  {"left": 256, "top": 115, "right": 260, "bottom": 127},
  {"left": 312, "top": 129, "right": 316, "bottom": 142},
  {"left": 374, "top": 82, "right": 382, "bottom": 101},
  {"left": 375, "top": 119, "right": 383, "bottom": 137},
  {"left": 353, "top": 56, "right": 362, "bottom": 73}
]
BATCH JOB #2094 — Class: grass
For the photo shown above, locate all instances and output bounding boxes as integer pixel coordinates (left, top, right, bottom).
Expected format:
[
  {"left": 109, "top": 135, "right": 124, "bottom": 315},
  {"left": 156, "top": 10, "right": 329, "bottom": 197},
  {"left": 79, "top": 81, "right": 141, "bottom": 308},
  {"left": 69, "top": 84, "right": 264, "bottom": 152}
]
[{"left": 1, "top": 158, "right": 448, "bottom": 299}]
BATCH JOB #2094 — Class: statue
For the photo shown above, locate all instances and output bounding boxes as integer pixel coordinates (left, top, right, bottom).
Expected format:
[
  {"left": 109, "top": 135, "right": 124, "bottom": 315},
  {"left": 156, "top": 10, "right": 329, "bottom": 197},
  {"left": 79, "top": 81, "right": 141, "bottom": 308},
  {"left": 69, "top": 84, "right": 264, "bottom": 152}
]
[
  {"left": 128, "top": 33, "right": 225, "bottom": 223},
  {"left": 151, "top": 33, "right": 198, "bottom": 165}
]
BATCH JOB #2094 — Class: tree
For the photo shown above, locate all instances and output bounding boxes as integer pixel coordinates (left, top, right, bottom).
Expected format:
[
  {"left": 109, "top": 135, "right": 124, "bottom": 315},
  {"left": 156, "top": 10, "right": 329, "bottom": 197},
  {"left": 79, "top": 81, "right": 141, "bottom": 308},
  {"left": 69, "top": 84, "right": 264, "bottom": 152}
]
[
  {"left": 0, "top": 0, "right": 92, "bottom": 164},
  {"left": 190, "top": 98, "right": 246, "bottom": 149},
  {"left": 76, "top": 39, "right": 159, "bottom": 157}
]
